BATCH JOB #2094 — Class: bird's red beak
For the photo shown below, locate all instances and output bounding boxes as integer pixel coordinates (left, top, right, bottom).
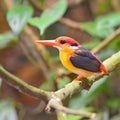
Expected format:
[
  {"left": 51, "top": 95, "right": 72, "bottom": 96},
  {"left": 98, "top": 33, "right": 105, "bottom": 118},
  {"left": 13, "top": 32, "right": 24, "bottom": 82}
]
[{"left": 36, "top": 40, "right": 59, "bottom": 47}]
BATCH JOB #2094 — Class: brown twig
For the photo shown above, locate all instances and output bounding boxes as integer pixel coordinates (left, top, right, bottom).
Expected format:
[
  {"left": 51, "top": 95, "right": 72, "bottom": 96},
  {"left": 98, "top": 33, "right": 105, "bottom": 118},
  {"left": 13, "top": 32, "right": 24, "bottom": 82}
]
[
  {"left": 46, "top": 98, "right": 96, "bottom": 119},
  {"left": 91, "top": 27, "right": 120, "bottom": 54},
  {"left": 19, "top": 33, "right": 51, "bottom": 82},
  {"left": 59, "top": 18, "right": 84, "bottom": 31}
]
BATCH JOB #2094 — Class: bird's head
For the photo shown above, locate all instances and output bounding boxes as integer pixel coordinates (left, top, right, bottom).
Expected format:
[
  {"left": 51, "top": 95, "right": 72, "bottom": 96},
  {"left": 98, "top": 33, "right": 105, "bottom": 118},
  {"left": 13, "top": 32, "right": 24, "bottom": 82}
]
[{"left": 36, "top": 36, "right": 80, "bottom": 52}]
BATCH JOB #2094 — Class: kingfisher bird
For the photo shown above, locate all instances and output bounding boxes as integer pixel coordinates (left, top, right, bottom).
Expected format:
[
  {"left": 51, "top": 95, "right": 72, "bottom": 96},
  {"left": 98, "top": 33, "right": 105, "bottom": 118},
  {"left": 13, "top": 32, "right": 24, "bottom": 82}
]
[{"left": 36, "top": 36, "right": 108, "bottom": 81}]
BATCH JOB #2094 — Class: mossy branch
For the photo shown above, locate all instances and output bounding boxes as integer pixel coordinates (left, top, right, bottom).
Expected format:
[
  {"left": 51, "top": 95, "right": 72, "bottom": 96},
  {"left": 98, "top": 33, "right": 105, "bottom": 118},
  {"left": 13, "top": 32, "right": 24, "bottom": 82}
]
[
  {"left": 0, "top": 65, "right": 53, "bottom": 100},
  {"left": 0, "top": 51, "right": 120, "bottom": 119}
]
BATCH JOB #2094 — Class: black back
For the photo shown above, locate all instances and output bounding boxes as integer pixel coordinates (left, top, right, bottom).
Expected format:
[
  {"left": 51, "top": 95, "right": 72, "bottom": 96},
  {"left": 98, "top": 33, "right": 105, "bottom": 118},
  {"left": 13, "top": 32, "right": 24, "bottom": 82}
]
[{"left": 70, "top": 47, "right": 101, "bottom": 72}]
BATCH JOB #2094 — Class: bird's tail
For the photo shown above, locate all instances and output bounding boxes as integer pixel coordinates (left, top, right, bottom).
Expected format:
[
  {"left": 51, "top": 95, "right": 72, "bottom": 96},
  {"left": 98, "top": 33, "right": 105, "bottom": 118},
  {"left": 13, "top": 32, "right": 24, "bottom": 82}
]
[{"left": 100, "top": 64, "right": 109, "bottom": 75}]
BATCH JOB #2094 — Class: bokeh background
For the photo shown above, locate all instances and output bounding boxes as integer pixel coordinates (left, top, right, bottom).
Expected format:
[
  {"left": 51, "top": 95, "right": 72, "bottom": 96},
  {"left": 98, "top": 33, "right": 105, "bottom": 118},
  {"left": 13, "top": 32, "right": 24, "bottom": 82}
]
[{"left": 0, "top": 0, "right": 120, "bottom": 120}]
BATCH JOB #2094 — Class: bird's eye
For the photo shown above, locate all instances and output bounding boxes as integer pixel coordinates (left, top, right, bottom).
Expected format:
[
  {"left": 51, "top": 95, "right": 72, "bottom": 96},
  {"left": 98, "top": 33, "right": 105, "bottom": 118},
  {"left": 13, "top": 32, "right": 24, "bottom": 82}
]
[
  {"left": 60, "top": 40, "right": 66, "bottom": 44},
  {"left": 71, "top": 43, "right": 78, "bottom": 46}
]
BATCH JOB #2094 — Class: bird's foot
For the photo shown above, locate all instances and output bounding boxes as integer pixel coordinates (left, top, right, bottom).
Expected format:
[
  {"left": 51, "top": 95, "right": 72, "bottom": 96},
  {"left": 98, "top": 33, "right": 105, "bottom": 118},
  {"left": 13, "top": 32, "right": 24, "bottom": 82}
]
[{"left": 74, "top": 75, "right": 84, "bottom": 82}]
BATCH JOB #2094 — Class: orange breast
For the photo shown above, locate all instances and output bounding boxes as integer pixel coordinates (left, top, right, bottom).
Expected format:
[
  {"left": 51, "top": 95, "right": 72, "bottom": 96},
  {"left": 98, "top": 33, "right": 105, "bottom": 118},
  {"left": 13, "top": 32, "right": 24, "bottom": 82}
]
[
  {"left": 59, "top": 50, "right": 95, "bottom": 77},
  {"left": 60, "top": 51, "right": 77, "bottom": 71}
]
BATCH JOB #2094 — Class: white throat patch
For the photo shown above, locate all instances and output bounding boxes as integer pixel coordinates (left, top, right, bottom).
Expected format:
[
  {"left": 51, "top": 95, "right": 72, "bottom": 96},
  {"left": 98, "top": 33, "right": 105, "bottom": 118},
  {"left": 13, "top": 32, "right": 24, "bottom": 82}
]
[{"left": 70, "top": 46, "right": 79, "bottom": 49}]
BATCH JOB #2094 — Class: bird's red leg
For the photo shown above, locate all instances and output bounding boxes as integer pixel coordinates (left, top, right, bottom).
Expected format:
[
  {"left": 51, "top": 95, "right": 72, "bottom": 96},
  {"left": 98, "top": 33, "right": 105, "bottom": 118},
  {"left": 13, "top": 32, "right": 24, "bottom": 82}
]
[{"left": 74, "top": 75, "right": 84, "bottom": 82}]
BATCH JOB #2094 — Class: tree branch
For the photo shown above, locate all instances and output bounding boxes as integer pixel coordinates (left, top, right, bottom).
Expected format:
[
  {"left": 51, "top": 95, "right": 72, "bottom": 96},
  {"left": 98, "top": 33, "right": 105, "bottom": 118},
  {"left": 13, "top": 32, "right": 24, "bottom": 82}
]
[
  {"left": 2, "top": 0, "right": 120, "bottom": 119},
  {"left": 0, "top": 65, "right": 53, "bottom": 100},
  {"left": 44, "top": 51, "right": 120, "bottom": 119},
  {"left": 46, "top": 98, "right": 96, "bottom": 119},
  {"left": 0, "top": 51, "right": 120, "bottom": 118},
  {"left": 91, "top": 27, "right": 120, "bottom": 54},
  {"left": 59, "top": 18, "right": 84, "bottom": 31}
]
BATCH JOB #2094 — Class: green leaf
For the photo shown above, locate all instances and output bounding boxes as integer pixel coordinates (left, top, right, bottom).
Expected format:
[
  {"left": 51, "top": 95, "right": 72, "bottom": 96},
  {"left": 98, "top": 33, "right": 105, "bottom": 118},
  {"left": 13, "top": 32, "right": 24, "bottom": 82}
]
[
  {"left": 81, "top": 12, "right": 120, "bottom": 38},
  {"left": 0, "top": 100, "right": 18, "bottom": 120},
  {"left": 0, "top": 32, "right": 18, "bottom": 49},
  {"left": 28, "top": 0, "right": 68, "bottom": 35},
  {"left": 7, "top": 5, "right": 33, "bottom": 34}
]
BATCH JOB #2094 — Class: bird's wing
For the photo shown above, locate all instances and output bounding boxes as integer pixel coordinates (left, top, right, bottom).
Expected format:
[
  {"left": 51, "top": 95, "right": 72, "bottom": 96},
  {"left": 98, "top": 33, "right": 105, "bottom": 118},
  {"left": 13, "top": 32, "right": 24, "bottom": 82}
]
[{"left": 70, "top": 47, "right": 101, "bottom": 72}]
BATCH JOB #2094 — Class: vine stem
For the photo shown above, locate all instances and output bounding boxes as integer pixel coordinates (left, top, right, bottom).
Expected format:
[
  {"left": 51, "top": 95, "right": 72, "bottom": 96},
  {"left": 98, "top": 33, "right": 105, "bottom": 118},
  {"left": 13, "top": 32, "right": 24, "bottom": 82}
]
[
  {"left": 0, "top": 65, "right": 53, "bottom": 100},
  {"left": 91, "top": 27, "right": 120, "bottom": 54}
]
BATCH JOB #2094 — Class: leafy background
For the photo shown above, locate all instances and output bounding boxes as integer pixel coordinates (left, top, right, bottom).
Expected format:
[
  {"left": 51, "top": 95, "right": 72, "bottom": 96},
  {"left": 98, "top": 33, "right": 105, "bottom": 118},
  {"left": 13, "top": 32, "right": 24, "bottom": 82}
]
[{"left": 0, "top": 0, "right": 120, "bottom": 120}]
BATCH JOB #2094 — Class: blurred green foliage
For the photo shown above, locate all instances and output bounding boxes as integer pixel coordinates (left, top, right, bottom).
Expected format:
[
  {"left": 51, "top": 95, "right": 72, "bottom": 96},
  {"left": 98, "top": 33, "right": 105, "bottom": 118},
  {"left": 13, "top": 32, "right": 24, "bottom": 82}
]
[
  {"left": 7, "top": 5, "right": 33, "bottom": 35},
  {"left": 28, "top": 0, "right": 68, "bottom": 35},
  {"left": 81, "top": 12, "right": 120, "bottom": 38},
  {"left": 0, "top": 0, "right": 120, "bottom": 120}
]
